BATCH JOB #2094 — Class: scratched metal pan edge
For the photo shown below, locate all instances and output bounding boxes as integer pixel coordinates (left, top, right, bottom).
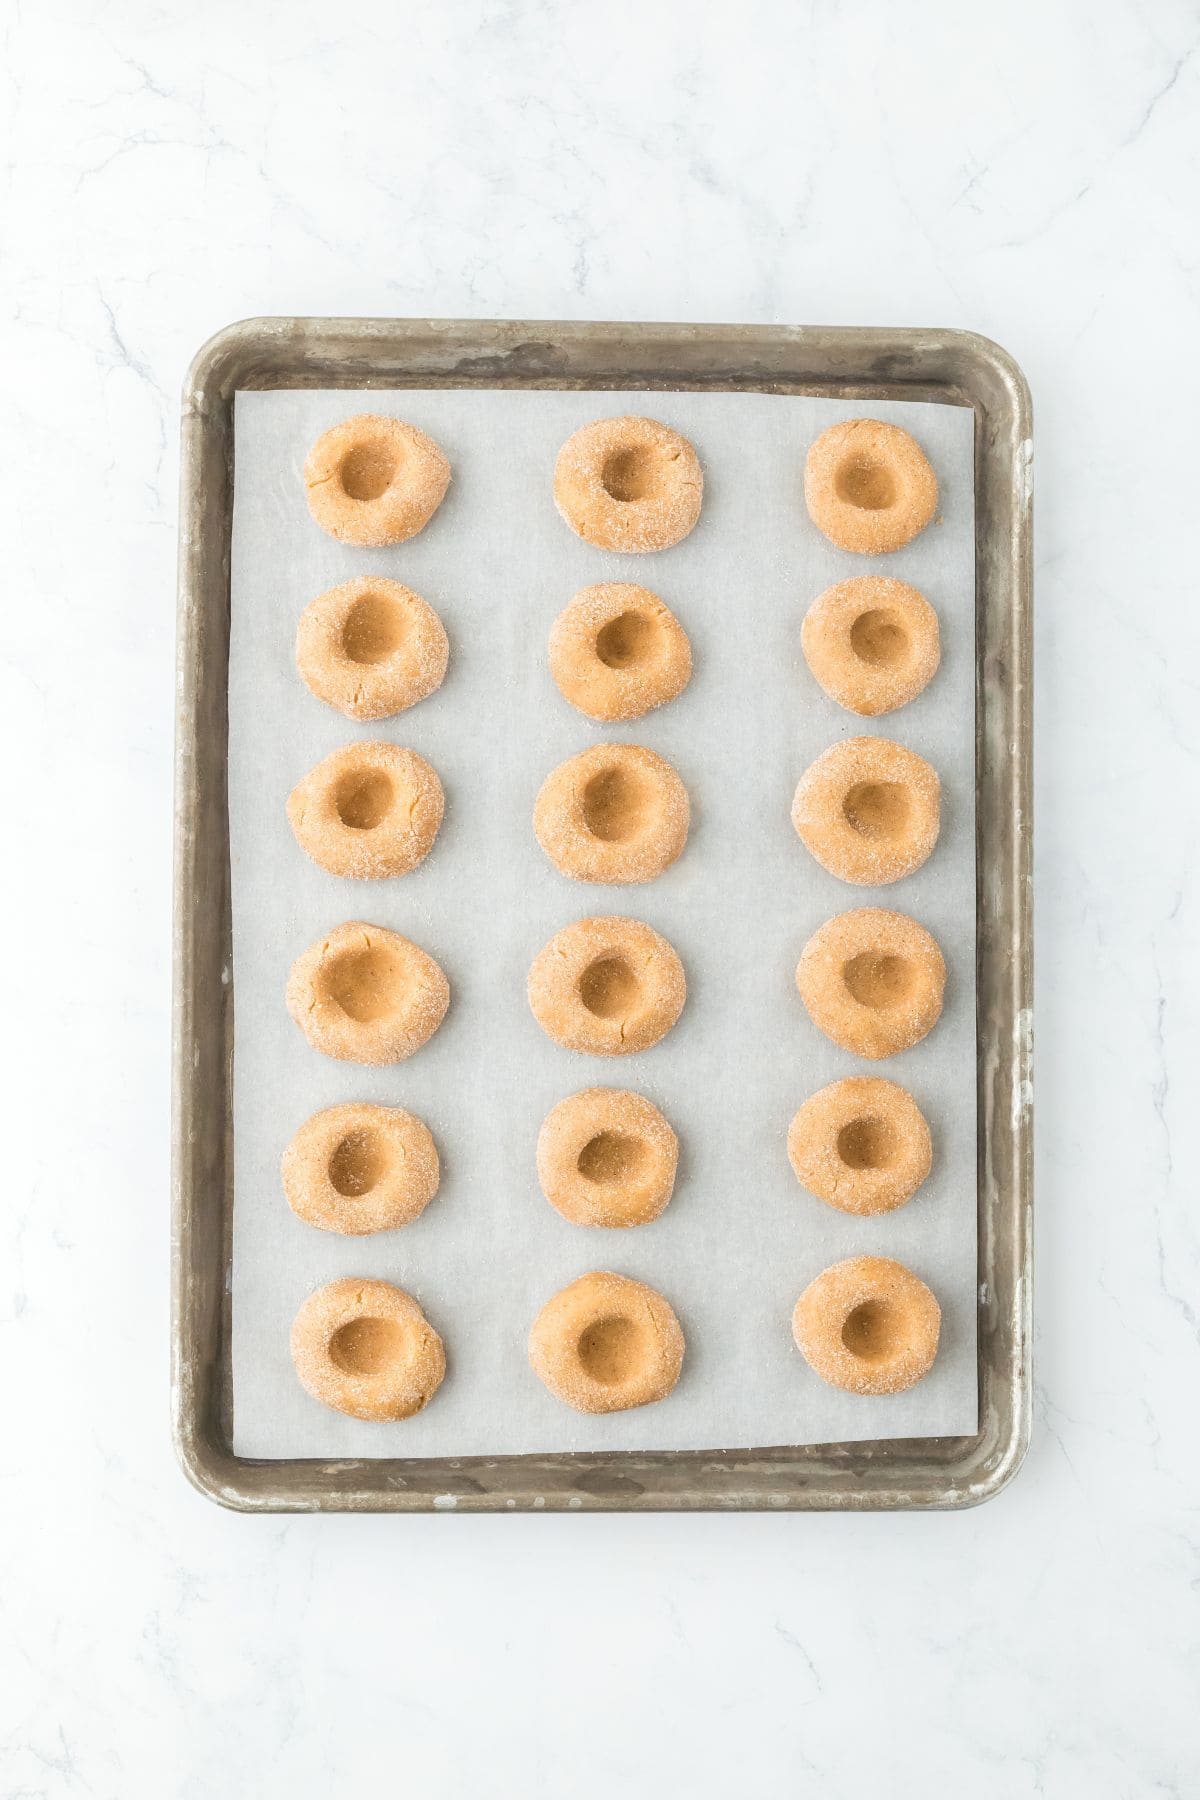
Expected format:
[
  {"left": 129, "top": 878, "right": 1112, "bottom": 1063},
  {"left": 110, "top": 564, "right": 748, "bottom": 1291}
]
[{"left": 172, "top": 317, "right": 1032, "bottom": 1513}]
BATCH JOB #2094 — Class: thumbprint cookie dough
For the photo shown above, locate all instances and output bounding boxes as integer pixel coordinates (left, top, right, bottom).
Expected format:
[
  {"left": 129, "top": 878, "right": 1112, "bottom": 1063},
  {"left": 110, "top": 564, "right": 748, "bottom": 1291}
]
[
  {"left": 534, "top": 743, "right": 689, "bottom": 885},
  {"left": 537, "top": 1088, "right": 679, "bottom": 1227},
  {"left": 549, "top": 583, "right": 692, "bottom": 722},
  {"left": 787, "top": 1077, "right": 932, "bottom": 1217},
  {"left": 528, "top": 1271, "right": 685, "bottom": 1413},
  {"left": 791, "top": 736, "right": 940, "bottom": 886},
  {"left": 804, "top": 419, "right": 938, "bottom": 555},
  {"left": 303, "top": 413, "right": 450, "bottom": 546},
  {"left": 802, "top": 577, "right": 940, "bottom": 716},
  {"left": 287, "top": 742, "right": 444, "bottom": 880},
  {"left": 796, "top": 907, "right": 945, "bottom": 1060},
  {"left": 282, "top": 1103, "right": 440, "bottom": 1235},
  {"left": 291, "top": 1278, "right": 446, "bottom": 1421},
  {"left": 554, "top": 416, "right": 703, "bottom": 553},
  {"left": 287, "top": 921, "right": 449, "bottom": 1065},
  {"left": 296, "top": 577, "right": 449, "bottom": 722},
  {"left": 528, "top": 916, "right": 686, "bottom": 1056},
  {"left": 792, "top": 1256, "right": 941, "bottom": 1396}
]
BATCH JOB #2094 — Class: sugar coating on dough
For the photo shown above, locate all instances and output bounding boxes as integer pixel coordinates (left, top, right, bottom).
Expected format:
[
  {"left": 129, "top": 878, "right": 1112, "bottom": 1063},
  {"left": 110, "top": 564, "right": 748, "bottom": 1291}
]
[
  {"left": 549, "top": 582, "right": 693, "bottom": 722},
  {"left": 554, "top": 416, "right": 703, "bottom": 554},
  {"left": 303, "top": 414, "right": 450, "bottom": 547},
  {"left": 528, "top": 1270, "right": 685, "bottom": 1412},
  {"left": 787, "top": 1077, "right": 932, "bottom": 1216},
  {"left": 537, "top": 1087, "right": 679, "bottom": 1227},
  {"left": 286, "top": 920, "right": 450, "bottom": 1065},
  {"left": 796, "top": 907, "right": 945, "bottom": 1060},
  {"left": 792, "top": 1255, "right": 940, "bottom": 1396},
  {"left": 802, "top": 577, "right": 940, "bottom": 717},
  {"left": 791, "top": 736, "right": 940, "bottom": 887},
  {"left": 291, "top": 1277, "right": 446, "bottom": 1420},
  {"left": 804, "top": 419, "right": 938, "bottom": 555},
  {"left": 296, "top": 577, "right": 449, "bottom": 723},
  {"left": 287, "top": 741, "right": 444, "bottom": 880},
  {"left": 534, "top": 743, "right": 689, "bottom": 885},
  {"left": 282, "top": 1102, "right": 440, "bottom": 1235},
  {"left": 527, "top": 915, "right": 686, "bottom": 1057}
]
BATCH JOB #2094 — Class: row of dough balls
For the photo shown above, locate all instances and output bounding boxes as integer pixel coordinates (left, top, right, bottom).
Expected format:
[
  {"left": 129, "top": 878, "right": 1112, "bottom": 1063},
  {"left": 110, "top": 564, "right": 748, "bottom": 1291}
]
[
  {"left": 283, "top": 1075, "right": 932, "bottom": 1239},
  {"left": 291, "top": 1257, "right": 942, "bottom": 1423},
  {"left": 285, "top": 908, "right": 946, "bottom": 1065},
  {"left": 295, "top": 572, "right": 940, "bottom": 726},
  {"left": 303, "top": 411, "right": 939, "bottom": 559}
]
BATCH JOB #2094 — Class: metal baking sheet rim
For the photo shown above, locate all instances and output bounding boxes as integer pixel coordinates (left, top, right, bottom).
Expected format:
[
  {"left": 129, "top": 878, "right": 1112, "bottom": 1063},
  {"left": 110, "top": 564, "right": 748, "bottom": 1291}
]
[{"left": 172, "top": 317, "right": 1033, "bottom": 1514}]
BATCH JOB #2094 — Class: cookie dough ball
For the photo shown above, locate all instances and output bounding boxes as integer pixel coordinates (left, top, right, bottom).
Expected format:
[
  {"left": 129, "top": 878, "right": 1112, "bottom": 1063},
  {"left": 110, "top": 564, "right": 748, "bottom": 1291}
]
[
  {"left": 792, "top": 1256, "right": 940, "bottom": 1396},
  {"left": 303, "top": 414, "right": 450, "bottom": 546},
  {"left": 791, "top": 737, "right": 940, "bottom": 886},
  {"left": 804, "top": 419, "right": 938, "bottom": 555},
  {"left": 529, "top": 1271, "right": 685, "bottom": 1413},
  {"left": 291, "top": 1278, "right": 446, "bottom": 1420},
  {"left": 534, "top": 743, "right": 689, "bottom": 885},
  {"left": 787, "top": 1078, "right": 931, "bottom": 1216},
  {"left": 528, "top": 916, "right": 686, "bottom": 1057},
  {"left": 554, "top": 416, "right": 702, "bottom": 553},
  {"left": 282, "top": 1103, "right": 440, "bottom": 1235},
  {"left": 296, "top": 577, "right": 449, "bottom": 722},
  {"left": 549, "top": 583, "right": 693, "bottom": 722},
  {"left": 796, "top": 908, "right": 945, "bottom": 1060},
  {"left": 287, "top": 921, "right": 449, "bottom": 1065},
  {"left": 802, "top": 577, "right": 940, "bottom": 716},
  {"left": 537, "top": 1088, "right": 679, "bottom": 1227},
  {"left": 287, "top": 742, "right": 444, "bottom": 880}
]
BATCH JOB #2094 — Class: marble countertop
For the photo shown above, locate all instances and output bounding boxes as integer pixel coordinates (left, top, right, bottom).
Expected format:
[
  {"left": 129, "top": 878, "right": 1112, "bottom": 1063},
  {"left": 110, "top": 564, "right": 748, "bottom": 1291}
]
[{"left": 3, "top": 2, "right": 1197, "bottom": 1795}]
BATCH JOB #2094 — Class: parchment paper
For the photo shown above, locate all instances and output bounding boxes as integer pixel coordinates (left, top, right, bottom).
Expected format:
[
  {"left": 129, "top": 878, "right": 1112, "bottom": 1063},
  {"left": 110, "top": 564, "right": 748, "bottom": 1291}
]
[{"left": 229, "top": 387, "right": 977, "bottom": 1458}]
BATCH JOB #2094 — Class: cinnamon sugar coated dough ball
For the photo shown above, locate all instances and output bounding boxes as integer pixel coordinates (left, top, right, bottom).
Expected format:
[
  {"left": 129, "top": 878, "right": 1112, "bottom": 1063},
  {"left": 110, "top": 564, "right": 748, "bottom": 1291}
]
[
  {"left": 529, "top": 1271, "right": 685, "bottom": 1413},
  {"left": 282, "top": 1103, "right": 440, "bottom": 1236},
  {"left": 534, "top": 743, "right": 689, "bottom": 885},
  {"left": 528, "top": 916, "right": 686, "bottom": 1057},
  {"left": 286, "top": 921, "right": 449, "bottom": 1065},
  {"left": 291, "top": 1278, "right": 446, "bottom": 1421},
  {"left": 791, "top": 736, "right": 940, "bottom": 886},
  {"left": 554, "top": 416, "right": 703, "bottom": 553},
  {"left": 287, "top": 742, "right": 443, "bottom": 880},
  {"left": 796, "top": 908, "right": 945, "bottom": 1060},
  {"left": 802, "top": 577, "right": 940, "bottom": 716},
  {"left": 792, "top": 1256, "right": 941, "bottom": 1396},
  {"left": 537, "top": 1088, "right": 679, "bottom": 1227},
  {"left": 296, "top": 577, "right": 449, "bottom": 722},
  {"left": 804, "top": 419, "right": 938, "bottom": 555},
  {"left": 303, "top": 414, "right": 450, "bottom": 546},
  {"left": 549, "top": 583, "right": 692, "bottom": 722},
  {"left": 787, "top": 1078, "right": 932, "bottom": 1217}
]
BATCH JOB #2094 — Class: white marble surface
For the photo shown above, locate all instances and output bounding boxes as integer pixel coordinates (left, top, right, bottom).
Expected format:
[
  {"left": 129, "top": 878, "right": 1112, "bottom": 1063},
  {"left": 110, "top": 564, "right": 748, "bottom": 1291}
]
[{"left": 2, "top": 1, "right": 1197, "bottom": 1794}]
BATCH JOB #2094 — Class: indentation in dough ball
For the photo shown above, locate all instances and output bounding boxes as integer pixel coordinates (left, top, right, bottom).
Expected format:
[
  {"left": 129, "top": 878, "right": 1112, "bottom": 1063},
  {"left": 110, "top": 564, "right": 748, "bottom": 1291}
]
[
  {"left": 602, "top": 445, "right": 675, "bottom": 503},
  {"left": 595, "top": 609, "right": 657, "bottom": 670},
  {"left": 840, "top": 1299, "right": 899, "bottom": 1361},
  {"left": 841, "top": 780, "right": 910, "bottom": 841},
  {"left": 340, "top": 443, "right": 398, "bottom": 502},
  {"left": 842, "top": 951, "right": 915, "bottom": 1009},
  {"left": 577, "top": 1314, "right": 643, "bottom": 1383},
  {"left": 333, "top": 768, "right": 394, "bottom": 831},
  {"left": 324, "top": 943, "right": 410, "bottom": 1023},
  {"left": 342, "top": 590, "right": 408, "bottom": 664},
  {"left": 327, "top": 1130, "right": 390, "bottom": 1197},
  {"left": 836, "top": 1115, "right": 900, "bottom": 1172},
  {"left": 581, "top": 766, "right": 649, "bottom": 843},
  {"left": 579, "top": 956, "right": 641, "bottom": 1020},
  {"left": 576, "top": 1130, "right": 649, "bottom": 1185},
  {"left": 329, "top": 1315, "right": 408, "bottom": 1376},
  {"left": 834, "top": 457, "right": 897, "bottom": 512},
  {"left": 849, "top": 607, "right": 909, "bottom": 669}
]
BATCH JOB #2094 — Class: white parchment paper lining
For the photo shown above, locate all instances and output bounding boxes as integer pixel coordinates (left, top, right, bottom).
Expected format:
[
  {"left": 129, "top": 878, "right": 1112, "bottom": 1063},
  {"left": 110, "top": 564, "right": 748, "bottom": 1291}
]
[{"left": 228, "top": 387, "right": 977, "bottom": 1458}]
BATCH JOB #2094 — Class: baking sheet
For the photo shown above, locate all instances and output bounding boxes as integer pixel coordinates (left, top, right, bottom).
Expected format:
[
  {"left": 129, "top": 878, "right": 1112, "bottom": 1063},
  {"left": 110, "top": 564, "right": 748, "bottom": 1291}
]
[{"left": 228, "top": 387, "right": 977, "bottom": 1458}]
